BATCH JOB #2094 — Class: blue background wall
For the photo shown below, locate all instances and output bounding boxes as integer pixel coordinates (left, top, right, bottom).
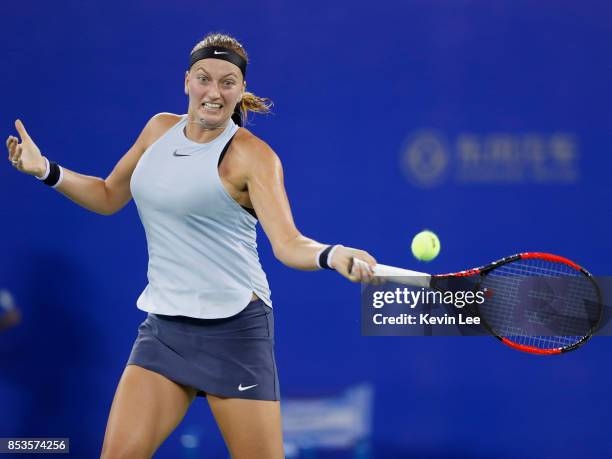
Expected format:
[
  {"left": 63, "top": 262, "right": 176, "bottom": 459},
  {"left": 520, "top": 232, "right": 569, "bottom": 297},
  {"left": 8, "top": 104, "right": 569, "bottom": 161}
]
[{"left": 2, "top": 1, "right": 611, "bottom": 457}]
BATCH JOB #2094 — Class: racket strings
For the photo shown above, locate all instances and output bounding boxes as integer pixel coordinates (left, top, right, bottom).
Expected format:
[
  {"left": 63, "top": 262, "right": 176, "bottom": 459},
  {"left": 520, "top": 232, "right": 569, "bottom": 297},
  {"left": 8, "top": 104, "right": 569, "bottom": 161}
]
[{"left": 478, "top": 258, "right": 601, "bottom": 350}]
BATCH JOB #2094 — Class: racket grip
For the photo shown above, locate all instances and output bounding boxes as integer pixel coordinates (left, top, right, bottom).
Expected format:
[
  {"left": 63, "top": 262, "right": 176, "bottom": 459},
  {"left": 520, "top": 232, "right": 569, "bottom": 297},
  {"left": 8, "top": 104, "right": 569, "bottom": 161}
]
[
  {"left": 372, "top": 263, "right": 432, "bottom": 288},
  {"left": 349, "top": 257, "right": 431, "bottom": 287}
]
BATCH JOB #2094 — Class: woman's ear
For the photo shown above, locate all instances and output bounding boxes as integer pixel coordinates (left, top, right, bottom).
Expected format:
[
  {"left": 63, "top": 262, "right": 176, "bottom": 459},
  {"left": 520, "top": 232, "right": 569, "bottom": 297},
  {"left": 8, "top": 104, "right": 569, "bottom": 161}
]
[{"left": 238, "top": 81, "right": 246, "bottom": 102}]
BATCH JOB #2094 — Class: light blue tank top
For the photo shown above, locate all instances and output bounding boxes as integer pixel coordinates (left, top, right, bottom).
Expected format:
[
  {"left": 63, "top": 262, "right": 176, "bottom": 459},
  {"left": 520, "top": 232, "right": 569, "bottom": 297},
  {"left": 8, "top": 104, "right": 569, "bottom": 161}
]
[{"left": 130, "top": 115, "right": 272, "bottom": 318}]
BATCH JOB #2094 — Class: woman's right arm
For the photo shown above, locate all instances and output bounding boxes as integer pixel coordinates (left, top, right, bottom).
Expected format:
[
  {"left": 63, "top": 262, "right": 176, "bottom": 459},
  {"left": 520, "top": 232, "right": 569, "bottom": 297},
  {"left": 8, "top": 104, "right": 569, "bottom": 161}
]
[{"left": 6, "top": 114, "right": 177, "bottom": 215}]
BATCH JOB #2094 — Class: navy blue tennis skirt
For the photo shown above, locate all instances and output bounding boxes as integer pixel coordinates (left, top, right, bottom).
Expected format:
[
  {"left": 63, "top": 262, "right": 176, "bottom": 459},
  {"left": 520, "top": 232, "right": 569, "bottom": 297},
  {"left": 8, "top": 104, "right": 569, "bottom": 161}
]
[{"left": 127, "top": 299, "right": 280, "bottom": 401}]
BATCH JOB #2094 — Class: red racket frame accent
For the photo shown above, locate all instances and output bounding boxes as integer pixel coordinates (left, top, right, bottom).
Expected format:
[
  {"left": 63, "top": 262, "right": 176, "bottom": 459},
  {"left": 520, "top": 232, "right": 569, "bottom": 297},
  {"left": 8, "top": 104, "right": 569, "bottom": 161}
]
[
  {"left": 519, "top": 252, "right": 583, "bottom": 272},
  {"left": 499, "top": 253, "right": 597, "bottom": 355},
  {"left": 437, "top": 252, "right": 585, "bottom": 279},
  {"left": 500, "top": 337, "right": 562, "bottom": 355},
  {"left": 434, "top": 252, "right": 598, "bottom": 355},
  {"left": 435, "top": 267, "right": 482, "bottom": 278}
]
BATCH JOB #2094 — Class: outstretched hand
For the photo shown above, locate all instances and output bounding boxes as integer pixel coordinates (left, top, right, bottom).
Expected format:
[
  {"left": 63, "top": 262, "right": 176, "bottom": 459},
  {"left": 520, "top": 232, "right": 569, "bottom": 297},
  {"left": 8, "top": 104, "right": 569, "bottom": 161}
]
[
  {"left": 330, "top": 245, "right": 378, "bottom": 283},
  {"left": 6, "top": 120, "right": 47, "bottom": 177}
]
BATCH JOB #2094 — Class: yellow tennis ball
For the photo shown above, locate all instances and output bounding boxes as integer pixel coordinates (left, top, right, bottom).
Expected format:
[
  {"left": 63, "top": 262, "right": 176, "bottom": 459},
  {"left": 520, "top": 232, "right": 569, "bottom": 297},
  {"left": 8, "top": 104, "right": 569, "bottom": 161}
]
[{"left": 411, "top": 230, "right": 440, "bottom": 261}]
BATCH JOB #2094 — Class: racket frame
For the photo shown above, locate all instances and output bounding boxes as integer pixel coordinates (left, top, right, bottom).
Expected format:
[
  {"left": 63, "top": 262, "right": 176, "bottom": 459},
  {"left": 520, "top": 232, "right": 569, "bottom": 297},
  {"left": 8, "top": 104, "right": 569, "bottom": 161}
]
[{"left": 371, "top": 252, "right": 603, "bottom": 354}]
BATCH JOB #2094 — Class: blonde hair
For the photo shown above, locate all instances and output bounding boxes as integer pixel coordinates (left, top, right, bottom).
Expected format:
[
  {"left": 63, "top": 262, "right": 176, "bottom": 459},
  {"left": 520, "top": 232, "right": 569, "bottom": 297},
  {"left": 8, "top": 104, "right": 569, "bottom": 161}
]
[{"left": 191, "top": 33, "right": 273, "bottom": 125}]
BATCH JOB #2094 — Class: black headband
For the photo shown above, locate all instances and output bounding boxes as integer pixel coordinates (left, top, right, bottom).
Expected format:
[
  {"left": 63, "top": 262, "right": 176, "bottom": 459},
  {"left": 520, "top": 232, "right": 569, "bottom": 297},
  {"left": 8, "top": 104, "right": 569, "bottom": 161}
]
[{"left": 189, "top": 46, "right": 247, "bottom": 78}]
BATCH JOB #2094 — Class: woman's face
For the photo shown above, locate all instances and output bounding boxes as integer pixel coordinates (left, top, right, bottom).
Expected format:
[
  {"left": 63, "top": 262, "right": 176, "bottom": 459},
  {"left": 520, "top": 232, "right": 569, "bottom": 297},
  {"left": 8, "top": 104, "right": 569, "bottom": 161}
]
[{"left": 185, "top": 58, "right": 245, "bottom": 129}]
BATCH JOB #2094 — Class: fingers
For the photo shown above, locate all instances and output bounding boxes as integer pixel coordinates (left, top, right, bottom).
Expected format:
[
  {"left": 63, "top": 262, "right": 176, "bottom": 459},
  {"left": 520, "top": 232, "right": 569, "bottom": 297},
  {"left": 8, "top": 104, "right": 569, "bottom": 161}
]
[
  {"left": 333, "top": 247, "right": 378, "bottom": 284},
  {"left": 6, "top": 135, "right": 22, "bottom": 169},
  {"left": 6, "top": 136, "right": 19, "bottom": 159},
  {"left": 350, "top": 257, "right": 375, "bottom": 283},
  {"left": 13, "top": 145, "right": 22, "bottom": 162},
  {"left": 14, "top": 119, "right": 30, "bottom": 142},
  {"left": 356, "top": 251, "right": 377, "bottom": 268},
  {"left": 7, "top": 136, "right": 15, "bottom": 166},
  {"left": 6, "top": 136, "right": 23, "bottom": 170},
  {"left": 11, "top": 145, "right": 23, "bottom": 169}
]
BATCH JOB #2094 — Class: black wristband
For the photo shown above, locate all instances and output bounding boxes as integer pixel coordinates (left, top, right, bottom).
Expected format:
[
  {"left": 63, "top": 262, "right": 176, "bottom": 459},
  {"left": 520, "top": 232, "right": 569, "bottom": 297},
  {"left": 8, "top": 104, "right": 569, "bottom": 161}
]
[
  {"left": 43, "top": 161, "right": 61, "bottom": 187},
  {"left": 318, "top": 245, "right": 335, "bottom": 270}
]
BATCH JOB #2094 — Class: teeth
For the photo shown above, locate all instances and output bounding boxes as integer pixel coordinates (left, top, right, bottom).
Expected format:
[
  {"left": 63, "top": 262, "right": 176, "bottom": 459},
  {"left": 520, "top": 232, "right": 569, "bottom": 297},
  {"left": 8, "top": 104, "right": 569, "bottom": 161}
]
[{"left": 203, "top": 102, "right": 221, "bottom": 108}]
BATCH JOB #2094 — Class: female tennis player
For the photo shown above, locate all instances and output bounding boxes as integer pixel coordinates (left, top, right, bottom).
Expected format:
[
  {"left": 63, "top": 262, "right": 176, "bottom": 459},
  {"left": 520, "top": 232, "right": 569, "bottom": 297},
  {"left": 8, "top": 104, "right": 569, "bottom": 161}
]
[{"left": 6, "top": 33, "right": 376, "bottom": 458}]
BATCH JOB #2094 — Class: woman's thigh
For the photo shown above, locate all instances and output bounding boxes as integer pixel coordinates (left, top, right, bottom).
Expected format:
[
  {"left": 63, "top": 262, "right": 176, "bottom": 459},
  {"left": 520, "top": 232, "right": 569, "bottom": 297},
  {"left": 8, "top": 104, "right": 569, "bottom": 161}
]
[
  {"left": 207, "top": 394, "right": 284, "bottom": 459},
  {"left": 101, "top": 365, "right": 197, "bottom": 459}
]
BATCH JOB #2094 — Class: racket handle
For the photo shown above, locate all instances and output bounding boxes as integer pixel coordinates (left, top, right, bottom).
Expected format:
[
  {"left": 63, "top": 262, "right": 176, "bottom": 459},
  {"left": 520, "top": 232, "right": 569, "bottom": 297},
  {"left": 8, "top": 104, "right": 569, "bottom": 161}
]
[
  {"left": 350, "top": 258, "right": 432, "bottom": 288},
  {"left": 373, "top": 263, "right": 432, "bottom": 288}
]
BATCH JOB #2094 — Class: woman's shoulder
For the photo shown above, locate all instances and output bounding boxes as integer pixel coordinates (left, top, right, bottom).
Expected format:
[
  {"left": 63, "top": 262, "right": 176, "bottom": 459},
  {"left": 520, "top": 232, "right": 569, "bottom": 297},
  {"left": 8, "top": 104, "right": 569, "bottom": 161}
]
[
  {"left": 233, "top": 127, "right": 279, "bottom": 163},
  {"left": 229, "top": 128, "right": 282, "bottom": 177},
  {"left": 139, "top": 113, "right": 183, "bottom": 149},
  {"left": 147, "top": 112, "right": 183, "bottom": 132}
]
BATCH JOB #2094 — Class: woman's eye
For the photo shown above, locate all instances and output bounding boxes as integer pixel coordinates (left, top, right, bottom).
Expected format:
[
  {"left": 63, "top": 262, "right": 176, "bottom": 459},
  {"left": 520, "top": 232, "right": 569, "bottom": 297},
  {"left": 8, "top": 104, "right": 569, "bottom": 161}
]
[
  {"left": 197, "top": 76, "right": 208, "bottom": 83},
  {"left": 224, "top": 81, "right": 235, "bottom": 87}
]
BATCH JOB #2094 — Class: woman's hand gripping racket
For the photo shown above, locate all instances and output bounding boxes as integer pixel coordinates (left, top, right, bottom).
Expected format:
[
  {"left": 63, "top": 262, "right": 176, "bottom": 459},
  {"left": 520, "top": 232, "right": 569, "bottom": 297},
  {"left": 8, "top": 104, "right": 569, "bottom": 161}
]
[{"left": 354, "top": 253, "right": 603, "bottom": 355}]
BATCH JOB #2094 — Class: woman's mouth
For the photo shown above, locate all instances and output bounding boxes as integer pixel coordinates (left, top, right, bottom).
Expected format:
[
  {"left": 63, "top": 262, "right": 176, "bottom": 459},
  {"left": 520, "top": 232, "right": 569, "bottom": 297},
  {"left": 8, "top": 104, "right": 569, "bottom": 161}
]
[{"left": 202, "top": 102, "right": 222, "bottom": 111}]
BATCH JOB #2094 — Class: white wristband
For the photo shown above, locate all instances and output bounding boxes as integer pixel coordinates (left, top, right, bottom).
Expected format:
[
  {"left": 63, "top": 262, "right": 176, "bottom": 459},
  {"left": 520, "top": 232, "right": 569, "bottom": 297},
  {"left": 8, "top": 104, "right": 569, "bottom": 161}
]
[
  {"left": 35, "top": 157, "right": 51, "bottom": 181},
  {"left": 327, "top": 245, "right": 341, "bottom": 270}
]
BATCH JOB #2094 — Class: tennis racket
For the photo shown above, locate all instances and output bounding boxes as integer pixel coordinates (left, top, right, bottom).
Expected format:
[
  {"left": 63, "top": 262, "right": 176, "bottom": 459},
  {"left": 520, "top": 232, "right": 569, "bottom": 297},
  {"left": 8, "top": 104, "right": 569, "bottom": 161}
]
[{"left": 360, "top": 253, "right": 603, "bottom": 355}]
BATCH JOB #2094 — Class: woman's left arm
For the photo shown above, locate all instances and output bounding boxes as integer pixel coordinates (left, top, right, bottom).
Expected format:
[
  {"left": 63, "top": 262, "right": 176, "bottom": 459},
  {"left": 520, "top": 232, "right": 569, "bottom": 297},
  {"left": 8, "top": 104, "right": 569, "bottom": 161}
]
[{"left": 243, "top": 136, "right": 376, "bottom": 283}]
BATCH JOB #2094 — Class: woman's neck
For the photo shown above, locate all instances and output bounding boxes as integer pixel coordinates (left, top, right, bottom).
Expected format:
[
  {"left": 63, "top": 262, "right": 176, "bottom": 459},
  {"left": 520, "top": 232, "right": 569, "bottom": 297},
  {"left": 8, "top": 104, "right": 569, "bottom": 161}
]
[{"left": 184, "top": 117, "right": 229, "bottom": 144}]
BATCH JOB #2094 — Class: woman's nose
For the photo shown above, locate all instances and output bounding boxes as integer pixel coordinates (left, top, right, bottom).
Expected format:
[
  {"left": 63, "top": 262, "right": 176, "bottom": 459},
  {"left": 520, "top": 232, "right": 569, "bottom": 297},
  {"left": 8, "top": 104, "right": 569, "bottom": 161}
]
[{"left": 206, "top": 83, "right": 221, "bottom": 99}]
